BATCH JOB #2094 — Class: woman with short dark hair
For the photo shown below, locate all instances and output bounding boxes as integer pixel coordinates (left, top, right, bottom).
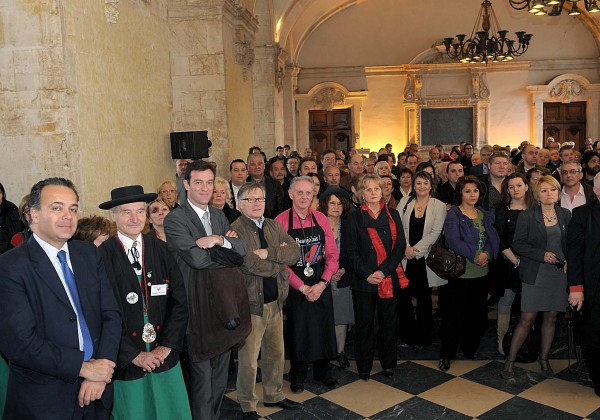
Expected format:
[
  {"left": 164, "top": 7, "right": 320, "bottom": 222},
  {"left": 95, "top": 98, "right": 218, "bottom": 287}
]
[{"left": 439, "top": 175, "right": 499, "bottom": 372}]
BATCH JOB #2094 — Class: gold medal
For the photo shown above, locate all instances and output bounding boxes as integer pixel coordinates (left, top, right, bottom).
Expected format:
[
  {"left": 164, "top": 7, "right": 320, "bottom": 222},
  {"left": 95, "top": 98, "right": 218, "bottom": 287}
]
[
  {"left": 304, "top": 263, "right": 314, "bottom": 277},
  {"left": 142, "top": 323, "right": 156, "bottom": 343}
]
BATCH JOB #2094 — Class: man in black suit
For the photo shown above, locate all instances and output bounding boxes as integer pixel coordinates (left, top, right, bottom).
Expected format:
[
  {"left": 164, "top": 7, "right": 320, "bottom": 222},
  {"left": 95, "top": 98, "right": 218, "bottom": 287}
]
[
  {"left": 247, "top": 153, "right": 285, "bottom": 218},
  {"left": 567, "top": 172, "right": 600, "bottom": 397},
  {"left": 0, "top": 177, "right": 122, "bottom": 420}
]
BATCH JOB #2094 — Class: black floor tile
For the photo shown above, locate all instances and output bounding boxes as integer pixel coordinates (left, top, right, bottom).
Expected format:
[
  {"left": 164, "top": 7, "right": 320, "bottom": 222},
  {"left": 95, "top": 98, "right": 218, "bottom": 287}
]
[
  {"left": 370, "top": 396, "right": 471, "bottom": 419},
  {"left": 478, "top": 396, "right": 581, "bottom": 420},
  {"left": 372, "top": 361, "right": 454, "bottom": 395},
  {"left": 267, "top": 397, "right": 363, "bottom": 420},
  {"left": 461, "top": 360, "right": 547, "bottom": 395}
]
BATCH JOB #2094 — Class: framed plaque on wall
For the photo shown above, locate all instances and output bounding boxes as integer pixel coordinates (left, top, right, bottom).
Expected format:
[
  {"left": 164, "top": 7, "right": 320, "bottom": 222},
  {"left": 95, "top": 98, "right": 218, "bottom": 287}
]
[{"left": 420, "top": 107, "right": 474, "bottom": 146}]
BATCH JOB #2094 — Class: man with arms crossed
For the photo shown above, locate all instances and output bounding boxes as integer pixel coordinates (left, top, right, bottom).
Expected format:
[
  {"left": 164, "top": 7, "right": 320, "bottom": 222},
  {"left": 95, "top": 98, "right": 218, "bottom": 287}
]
[
  {"left": 232, "top": 183, "right": 302, "bottom": 419},
  {"left": 165, "top": 160, "right": 248, "bottom": 420}
]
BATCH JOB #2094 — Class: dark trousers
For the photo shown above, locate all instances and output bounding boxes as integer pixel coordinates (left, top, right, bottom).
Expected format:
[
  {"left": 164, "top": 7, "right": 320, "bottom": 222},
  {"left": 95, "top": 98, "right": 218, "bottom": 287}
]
[
  {"left": 582, "top": 302, "right": 600, "bottom": 386},
  {"left": 289, "top": 359, "right": 332, "bottom": 384},
  {"left": 398, "top": 264, "right": 433, "bottom": 346},
  {"left": 440, "top": 276, "right": 489, "bottom": 359},
  {"left": 189, "top": 350, "right": 230, "bottom": 420},
  {"left": 352, "top": 289, "right": 398, "bottom": 374}
]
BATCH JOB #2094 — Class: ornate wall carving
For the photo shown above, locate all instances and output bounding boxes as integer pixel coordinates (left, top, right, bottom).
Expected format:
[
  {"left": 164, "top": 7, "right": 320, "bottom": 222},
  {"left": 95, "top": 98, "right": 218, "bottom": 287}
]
[
  {"left": 234, "top": 28, "right": 255, "bottom": 81},
  {"left": 312, "top": 87, "right": 347, "bottom": 111},
  {"left": 549, "top": 79, "right": 585, "bottom": 103}
]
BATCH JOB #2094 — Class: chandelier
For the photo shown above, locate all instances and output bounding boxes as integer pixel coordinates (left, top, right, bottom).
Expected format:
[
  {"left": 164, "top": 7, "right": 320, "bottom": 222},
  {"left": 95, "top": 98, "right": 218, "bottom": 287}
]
[
  {"left": 443, "top": 0, "right": 533, "bottom": 64},
  {"left": 508, "top": 0, "right": 600, "bottom": 16}
]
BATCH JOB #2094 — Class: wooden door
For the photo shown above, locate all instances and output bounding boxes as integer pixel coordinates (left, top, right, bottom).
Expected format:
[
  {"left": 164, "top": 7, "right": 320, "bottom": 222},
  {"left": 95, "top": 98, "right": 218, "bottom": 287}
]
[
  {"left": 309, "top": 109, "right": 353, "bottom": 160},
  {"left": 543, "top": 102, "right": 586, "bottom": 150}
]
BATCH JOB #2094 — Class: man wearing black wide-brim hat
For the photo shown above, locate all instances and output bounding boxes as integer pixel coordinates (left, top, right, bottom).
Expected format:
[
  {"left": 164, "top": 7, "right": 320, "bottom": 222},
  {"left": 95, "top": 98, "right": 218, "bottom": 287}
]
[{"left": 98, "top": 185, "right": 191, "bottom": 419}]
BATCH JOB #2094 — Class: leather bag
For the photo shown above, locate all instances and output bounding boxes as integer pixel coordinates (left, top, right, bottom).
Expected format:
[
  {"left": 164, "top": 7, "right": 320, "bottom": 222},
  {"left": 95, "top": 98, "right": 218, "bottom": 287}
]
[{"left": 425, "top": 233, "right": 466, "bottom": 279}]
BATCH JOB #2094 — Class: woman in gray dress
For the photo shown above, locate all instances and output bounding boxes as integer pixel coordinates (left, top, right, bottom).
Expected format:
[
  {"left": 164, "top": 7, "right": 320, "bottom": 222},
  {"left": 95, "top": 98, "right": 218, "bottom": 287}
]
[{"left": 502, "top": 175, "right": 571, "bottom": 379}]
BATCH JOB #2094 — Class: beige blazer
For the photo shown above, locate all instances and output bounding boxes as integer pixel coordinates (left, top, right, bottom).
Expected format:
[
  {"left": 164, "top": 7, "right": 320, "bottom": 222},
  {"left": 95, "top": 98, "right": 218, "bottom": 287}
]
[{"left": 397, "top": 196, "right": 448, "bottom": 287}]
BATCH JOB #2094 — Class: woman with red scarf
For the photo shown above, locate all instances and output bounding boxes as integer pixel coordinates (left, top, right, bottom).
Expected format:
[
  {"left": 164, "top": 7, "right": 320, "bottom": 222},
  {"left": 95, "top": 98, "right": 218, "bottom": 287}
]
[{"left": 347, "top": 174, "right": 408, "bottom": 380}]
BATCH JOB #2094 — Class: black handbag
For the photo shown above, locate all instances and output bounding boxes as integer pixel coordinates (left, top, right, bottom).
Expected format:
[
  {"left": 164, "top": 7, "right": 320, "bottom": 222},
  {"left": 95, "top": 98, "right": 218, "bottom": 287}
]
[{"left": 425, "top": 233, "right": 466, "bottom": 279}]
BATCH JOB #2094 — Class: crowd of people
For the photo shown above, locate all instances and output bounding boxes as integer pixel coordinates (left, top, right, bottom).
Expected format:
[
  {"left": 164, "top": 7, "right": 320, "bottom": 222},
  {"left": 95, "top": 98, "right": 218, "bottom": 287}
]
[{"left": 1, "top": 137, "right": 600, "bottom": 420}]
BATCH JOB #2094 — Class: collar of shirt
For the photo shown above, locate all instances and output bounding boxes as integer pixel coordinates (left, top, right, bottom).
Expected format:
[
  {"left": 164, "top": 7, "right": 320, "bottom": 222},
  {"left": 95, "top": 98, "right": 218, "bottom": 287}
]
[
  {"left": 247, "top": 215, "right": 265, "bottom": 229},
  {"left": 187, "top": 199, "right": 210, "bottom": 222},
  {"left": 117, "top": 231, "right": 143, "bottom": 267},
  {"left": 33, "top": 233, "right": 70, "bottom": 271},
  {"left": 561, "top": 183, "right": 585, "bottom": 198}
]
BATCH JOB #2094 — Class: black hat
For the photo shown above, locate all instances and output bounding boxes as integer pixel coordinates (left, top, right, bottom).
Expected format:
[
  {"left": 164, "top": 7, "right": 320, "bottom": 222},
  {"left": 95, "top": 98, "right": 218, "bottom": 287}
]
[
  {"left": 319, "top": 185, "right": 352, "bottom": 201},
  {"left": 99, "top": 185, "right": 158, "bottom": 210}
]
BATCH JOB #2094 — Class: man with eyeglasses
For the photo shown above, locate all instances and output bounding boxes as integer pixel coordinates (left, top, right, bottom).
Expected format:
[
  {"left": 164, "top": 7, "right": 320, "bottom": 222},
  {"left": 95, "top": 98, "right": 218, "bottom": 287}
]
[
  {"left": 99, "top": 185, "right": 190, "bottom": 419},
  {"left": 165, "top": 159, "right": 249, "bottom": 420},
  {"left": 560, "top": 160, "right": 596, "bottom": 212},
  {"left": 247, "top": 153, "right": 285, "bottom": 219},
  {"left": 231, "top": 183, "right": 302, "bottom": 419}
]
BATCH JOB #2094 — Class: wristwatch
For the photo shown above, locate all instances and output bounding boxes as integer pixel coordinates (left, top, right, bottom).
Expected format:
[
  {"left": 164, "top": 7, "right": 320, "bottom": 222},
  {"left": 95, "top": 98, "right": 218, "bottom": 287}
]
[{"left": 320, "top": 279, "right": 329, "bottom": 287}]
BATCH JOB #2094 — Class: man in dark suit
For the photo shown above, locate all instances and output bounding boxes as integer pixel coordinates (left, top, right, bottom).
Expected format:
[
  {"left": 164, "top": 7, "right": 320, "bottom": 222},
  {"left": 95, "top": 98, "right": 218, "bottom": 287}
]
[
  {"left": 247, "top": 153, "right": 285, "bottom": 218},
  {"left": 164, "top": 160, "right": 248, "bottom": 420},
  {"left": 566, "top": 172, "right": 600, "bottom": 397},
  {"left": 0, "top": 177, "right": 122, "bottom": 420}
]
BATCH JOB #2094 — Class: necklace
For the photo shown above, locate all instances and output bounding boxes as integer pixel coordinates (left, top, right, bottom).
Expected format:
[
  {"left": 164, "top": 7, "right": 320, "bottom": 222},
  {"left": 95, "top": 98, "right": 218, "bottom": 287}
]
[{"left": 543, "top": 212, "right": 557, "bottom": 222}]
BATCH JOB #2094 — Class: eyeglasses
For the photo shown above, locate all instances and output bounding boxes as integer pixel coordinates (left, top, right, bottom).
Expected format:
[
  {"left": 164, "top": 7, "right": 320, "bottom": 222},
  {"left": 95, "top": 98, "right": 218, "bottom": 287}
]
[
  {"left": 489, "top": 152, "right": 508, "bottom": 159},
  {"left": 240, "top": 197, "right": 266, "bottom": 203},
  {"left": 561, "top": 169, "right": 580, "bottom": 176}
]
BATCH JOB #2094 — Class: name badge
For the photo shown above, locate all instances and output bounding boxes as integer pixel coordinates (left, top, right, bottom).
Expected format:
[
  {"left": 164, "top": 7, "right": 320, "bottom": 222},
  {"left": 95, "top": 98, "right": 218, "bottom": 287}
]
[{"left": 150, "top": 284, "right": 167, "bottom": 296}]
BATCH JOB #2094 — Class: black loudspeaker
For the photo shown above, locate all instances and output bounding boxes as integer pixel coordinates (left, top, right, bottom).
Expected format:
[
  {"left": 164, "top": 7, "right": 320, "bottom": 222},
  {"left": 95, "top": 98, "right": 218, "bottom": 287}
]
[{"left": 170, "top": 131, "right": 212, "bottom": 159}]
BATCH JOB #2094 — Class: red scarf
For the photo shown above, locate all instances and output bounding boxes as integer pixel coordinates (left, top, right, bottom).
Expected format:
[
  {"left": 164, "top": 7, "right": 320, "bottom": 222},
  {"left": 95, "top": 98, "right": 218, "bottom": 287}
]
[{"left": 361, "top": 200, "right": 409, "bottom": 298}]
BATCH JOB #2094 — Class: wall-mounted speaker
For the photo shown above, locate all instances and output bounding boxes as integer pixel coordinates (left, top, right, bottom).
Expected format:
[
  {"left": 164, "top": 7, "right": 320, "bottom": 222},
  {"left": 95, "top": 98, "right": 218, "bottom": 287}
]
[{"left": 170, "top": 131, "right": 212, "bottom": 159}]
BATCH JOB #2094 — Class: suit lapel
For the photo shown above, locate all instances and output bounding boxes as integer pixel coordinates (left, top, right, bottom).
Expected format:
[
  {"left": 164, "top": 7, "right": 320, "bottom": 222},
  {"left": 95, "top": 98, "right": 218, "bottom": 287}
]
[
  {"left": 28, "top": 237, "right": 74, "bottom": 311},
  {"left": 182, "top": 201, "right": 207, "bottom": 238}
]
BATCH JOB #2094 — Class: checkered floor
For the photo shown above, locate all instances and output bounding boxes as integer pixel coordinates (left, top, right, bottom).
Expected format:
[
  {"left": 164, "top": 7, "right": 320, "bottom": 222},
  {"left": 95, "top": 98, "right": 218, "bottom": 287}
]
[
  {"left": 220, "top": 312, "right": 600, "bottom": 419},
  {"left": 221, "top": 358, "right": 600, "bottom": 419}
]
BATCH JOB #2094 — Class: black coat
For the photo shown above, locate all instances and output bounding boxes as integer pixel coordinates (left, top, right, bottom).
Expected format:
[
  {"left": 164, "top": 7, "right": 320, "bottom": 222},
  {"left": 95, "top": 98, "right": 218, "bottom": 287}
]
[
  {"left": 567, "top": 200, "right": 600, "bottom": 307},
  {"left": 100, "top": 234, "right": 188, "bottom": 381},
  {"left": 346, "top": 204, "right": 406, "bottom": 293},
  {"left": 513, "top": 205, "right": 571, "bottom": 285}
]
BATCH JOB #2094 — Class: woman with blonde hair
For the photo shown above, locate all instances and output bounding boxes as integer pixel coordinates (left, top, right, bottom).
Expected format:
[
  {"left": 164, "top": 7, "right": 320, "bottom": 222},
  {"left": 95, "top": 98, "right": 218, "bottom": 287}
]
[
  {"left": 158, "top": 180, "right": 178, "bottom": 208},
  {"left": 347, "top": 174, "right": 407, "bottom": 380},
  {"left": 210, "top": 176, "right": 241, "bottom": 223},
  {"left": 502, "top": 175, "right": 570, "bottom": 379}
]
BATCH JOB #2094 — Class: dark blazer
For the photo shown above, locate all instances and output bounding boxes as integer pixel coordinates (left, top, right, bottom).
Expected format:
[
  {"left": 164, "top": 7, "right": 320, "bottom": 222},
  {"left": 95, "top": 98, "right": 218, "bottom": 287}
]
[
  {"left": 444, "top": 205, "right": 500, "bottom": 261},
  {"left": 100, "top": 235, "right": 188, "bottom": 381},
  {"left": 513, "top": 204, "right": 571, "bottom": 285},
  {"left": 0, "top": 237, "right": 121, "bottom": 420},
  {"left": 567, "top": 200, "right": 600, "bottom": 306},
  {"left": 469, "top": 163, "right": 486, "bottom": 177},
  {"left": 346, "top": 203, "right": 407, "bottom": 293},
  {"left": 164, "top": 200, "right": 247, "bottom": 291}
]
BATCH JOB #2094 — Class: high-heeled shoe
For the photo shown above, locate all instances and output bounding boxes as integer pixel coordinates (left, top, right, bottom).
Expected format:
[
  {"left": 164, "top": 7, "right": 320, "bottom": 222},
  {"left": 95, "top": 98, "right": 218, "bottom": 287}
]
[
  {"left": 538, "top": 358, "right": 554, "bottom": 377},
  {"left": 501, "top": 359, "right": 515, "bottom": 380},
  {"left": 438, "top": 358, "right": 450, "bottom": 372}
]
